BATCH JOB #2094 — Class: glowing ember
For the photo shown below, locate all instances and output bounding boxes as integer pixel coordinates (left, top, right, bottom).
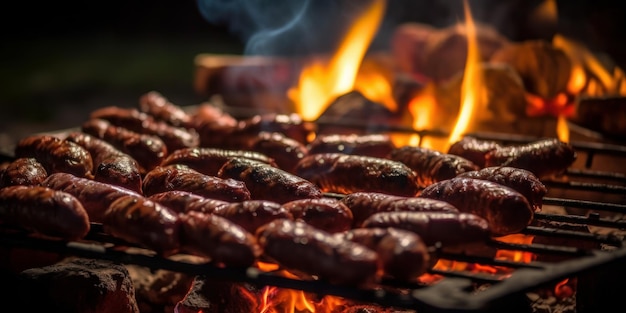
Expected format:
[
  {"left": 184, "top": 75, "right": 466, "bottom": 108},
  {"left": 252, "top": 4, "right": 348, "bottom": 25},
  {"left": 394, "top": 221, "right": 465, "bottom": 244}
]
[{"left": 495, "top": 234, "right": 535, "bottom": 263}]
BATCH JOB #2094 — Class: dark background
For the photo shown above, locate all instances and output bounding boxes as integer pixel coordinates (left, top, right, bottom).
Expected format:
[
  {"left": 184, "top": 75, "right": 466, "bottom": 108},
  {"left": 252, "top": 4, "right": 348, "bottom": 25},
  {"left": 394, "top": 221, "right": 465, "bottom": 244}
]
[{"left": 1, "top": 0, "right": 624, "bottom": 146}]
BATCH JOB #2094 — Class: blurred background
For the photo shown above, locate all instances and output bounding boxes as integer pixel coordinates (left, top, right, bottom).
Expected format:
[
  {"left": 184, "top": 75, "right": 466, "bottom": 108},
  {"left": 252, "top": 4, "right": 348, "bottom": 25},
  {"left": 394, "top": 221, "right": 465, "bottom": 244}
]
[{"left": 1, "top": 0, "right": 624, "bottom": 147}]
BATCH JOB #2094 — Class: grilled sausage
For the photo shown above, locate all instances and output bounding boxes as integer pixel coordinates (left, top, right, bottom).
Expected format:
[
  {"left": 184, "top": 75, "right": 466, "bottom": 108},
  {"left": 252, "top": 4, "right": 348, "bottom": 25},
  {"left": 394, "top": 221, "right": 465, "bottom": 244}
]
[
  {"left": 14, "top": 134, "right": 93, "bottom": 178},
  {"left": 248, "top": 132, "right": 309, "bottom": 173},
  {"left": 236, "top": 113, "right": 311, "bottom": 145},
  {"left": 90, "top": 106, "right": 200, "bottom": 151},
  {"left": 217, "top": 158, "right": 322, "bottom": 204},
  {"left": 340, "top": 192, "right": 459, "bottom": 227},
  {"left": 160, "top": 147, "right": 278, "bottom": 177},
  {"left": 388, "top": 146, "right": 480, "bottom": 188},
  {"left": 138, "top": 90, "right": 197, "bottom": 128},
  {"left": 293, "top": 153, "right": 421, "bottom": 197},
  {"left": 457, "top": 166, "right": 547, "bottom": 212},
  {"left": 212, "top": 200, "right": 294, "bottom": 233},
  {"left": 81, "top": 118, "right": 168, "bottom": 171},
  {"left": 362, "top": 211, "right": 491, "bottom": 247},
  {"left": 447, "top": 136, "right": 501, "bottom": 168},
  {"left": 103, "top": 194, "right": 181, "bottom": 256},
  {"left": 484, "top": 138, "right": 577, "bottom": 178},
  {"left": 179, "top": 211, "right": 262, "bottom": 267},
  {"left": 418, "top": 177, "right": 534, "bottom": 236},
  {"left": 0, "top": 185, "right": 90, "bottom": 240},
  {"left": 0, "top": 157, "right": 48, "bottom": 188},
  {"left": 336, "top": 227, "right": 430, "bottom": 281},
  {"left": 65, "top": 131, "right": 142, "bottom": 193},
  {"left": 143, "top": 165, "right": 251, "bottom": 202},
  {"left": 281, "top": 198, "right": 353, "bottom": 233},
  {"left": 307, "top": 133, "right": 396, "bottom": 158},
  {"left": 256, "top": 219, "right": 379, "bottom": 285},
  {"left": 41, "top": 172, "right": 141, "bottom": 223},
  {"left": 192, "top": 104, "right": 240, "bottom": 148},
  {"left": 147, "top": 190, "right": 230, "bottom": 214}
]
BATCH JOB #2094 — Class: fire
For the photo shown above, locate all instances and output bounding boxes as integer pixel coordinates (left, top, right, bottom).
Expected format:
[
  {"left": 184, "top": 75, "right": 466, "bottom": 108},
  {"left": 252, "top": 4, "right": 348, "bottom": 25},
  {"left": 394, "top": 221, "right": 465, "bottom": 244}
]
[
  {"left": 494, "top": 234, "right": 535, "bottom": 263},
  {"left": 288, "top": 0, "right": 387, "bottom": 121}
]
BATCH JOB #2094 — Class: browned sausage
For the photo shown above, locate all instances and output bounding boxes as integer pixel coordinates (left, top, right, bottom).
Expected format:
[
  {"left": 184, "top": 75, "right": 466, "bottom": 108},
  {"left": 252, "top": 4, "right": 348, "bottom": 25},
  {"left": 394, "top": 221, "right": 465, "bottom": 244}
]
[
  {"left": 41, "top": 172, "right": 141, "bottom": 223},
  {"left": 388, "top": 146, "right": 480, "bottom": 188},
  {"left": 307, "top": 133, "right": 396, "bottom": 158},
  {"left": 418, "top": 177, "right": 534, "bottom": 236},
  {"left": 147, "top": 190, "right": 230, "bottom": 214},
  {"left": 0, "top": 157, "right": 48, "bottom": 188},
  {"left": 281, "top": 198, "right": 353, "bottom": 233},
  {"left": 191, "top": 104, "right": 239, "bottom": 148},
  {"left": 143, "top": 165, "right": 251, "bottom": 202},
  {"left": 236, "top": 113, "right": 311, "bottom": 145},
  {"left": 255, "top": 219, "right": 379, "bottom": 285},
  {"left": 457, "top": 166, "right": 547, "bottom": 212},
  {"left": 217, "top": 158, "right": 322, "bottom": 204},
  {"left": 103, "top": 194, "right": 181, "bottom": 256},
  {"left": 212, "top": 200, "right": 294, "bottom": 233},
  {"left": 247, "top": 132, "right": 309, "bottom": 173},
  {"left": 0, "top": 185, "right": 90, "bottom": 240},
  {"left": 336, "top": 227, "right": 430, "bottom": 281},
  {"left": 293, "top": 153, "right": 421, "bottom": 197},
  {"left": 447, "top": 136, "right": 501, "bottom": 168},
  {"left": 14, "top": 134, "right": 93, "bottom": 178},
  {"left": 340, "top": 192, "right": 459, "bottom": 227},
  {"left": 484, "top": 138, "right": 577, "bottom": 178},
  {"left": 90, "top": 106, "right": 199, "bottom": 151},
  {"left": 138, "top": 90, "right": 197, "bottom": 128},
  {"left": 160, "top": 147, "right": 278, "bottom": 177},
  {"left": 179, "top": 211, "right": 262, "bottom": 267},
  {"left": 361, "top": 211, "right": 491, "bottom": 247},
  {"left": 81, "top": 118, "right": 168, "bottom": 171}
]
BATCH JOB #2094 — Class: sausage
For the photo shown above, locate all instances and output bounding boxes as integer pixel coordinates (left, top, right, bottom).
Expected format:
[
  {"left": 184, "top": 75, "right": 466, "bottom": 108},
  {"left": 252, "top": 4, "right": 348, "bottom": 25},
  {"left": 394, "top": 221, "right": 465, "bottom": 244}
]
[
  {"left": 143, "top": 165, "right": 251, "bottom": 202},
  {"left": 418, "top": 177, "right": 534, "bottom": 236},
  {"left": 217, "top": 158, "right": 323, "bottom": 204},
  {"left": 147, "top": 190, "right": 230, "bottom": 214},
  {"left": 236, "top": 113, "right": 311, "bottom": 145},
  {"left": 65, "top": 131, "right": 143, "bottom": 193},
  {"left": 447, "top": 136, "right": 501, "bottom": 168},
  {"left": 192, "top": 105, "right": 239, "bottom": 148},
  {"left": 307, "top": 133, "right": 396, "bottom": 158},
  {"left": 388, "top": 146, "right": 480, "bottom": 188},
  {"left": 0, "top": 185, "right": 90, "bottom": 240},
  {"left": 81, "top": 118, "right": 168, "bottom": 171},
  {"left": 0, "top": 157, "right": 48, "bottom": 188},
  {"left": 484, "top": 138, "right": 577, "bottom": 178},
  {"left": 336, "top": 227, "right": 430, "bottom": 281},
  {"left": 138, "top": 90, "right": 197, "bottom": 128},
  {"left": 361, "top": 211, "right": 491, "bottom": 247},
  {"left": 41, "top": 172, "right": 141, "bottom": 223},
  {"left": 102, "top": 194, "right": 181, "bottom": 256},
  {"left": 90, "top": 106, "right": 199, "bottom": 151},
  {"left": 160, "top": 147, "right": 278, "bottom": 177},
  {"left": 281, "top": 198, "right": 353, "bottom": 233},
  {"left": 340, "top": 192, "right": 459, "bottom": 227},
  {"left": 293, "top": 153, "right": 421, "bottom": 197},
  {"left": 247, "top": 132, "right": 309, "bottom": 173},
  {"left": 456, "top": 166, "right": 547, "bottom": 212},
  {"left": 255, "top": 219, "right": 379, "bottom": 285},
  {"left": 14, "top": 134, "right": 93, "bottom": 178},
  {"left": 212, "top": 200, "right": 294, "bottom": 233},
  {"left": 179, "top": 211, "right": 262, "bottom": 267}
]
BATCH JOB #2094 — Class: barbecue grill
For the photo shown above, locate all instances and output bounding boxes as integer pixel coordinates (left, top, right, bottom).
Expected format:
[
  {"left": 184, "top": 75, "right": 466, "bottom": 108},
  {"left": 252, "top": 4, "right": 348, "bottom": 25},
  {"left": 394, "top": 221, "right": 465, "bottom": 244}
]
[{"left": 1, "top": 113, "right": 625, "bottom": 313}]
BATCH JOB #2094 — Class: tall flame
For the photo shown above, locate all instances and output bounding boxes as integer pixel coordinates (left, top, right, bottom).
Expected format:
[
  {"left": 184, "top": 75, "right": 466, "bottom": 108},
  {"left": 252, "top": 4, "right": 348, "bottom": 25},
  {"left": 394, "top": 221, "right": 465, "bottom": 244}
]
[{"left": 288, "top": 0, "right": 387, "bottom": 121}]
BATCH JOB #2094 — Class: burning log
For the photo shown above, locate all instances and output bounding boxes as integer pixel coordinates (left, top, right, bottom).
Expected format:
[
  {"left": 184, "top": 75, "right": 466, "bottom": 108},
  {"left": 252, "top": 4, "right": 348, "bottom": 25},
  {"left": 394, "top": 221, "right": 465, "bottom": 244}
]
[
  {"left": 175, "top": 275, "right": 259, "bottom": 313},
  {"left": 571, "top": 96, "right": 626, "bottom": 140}
]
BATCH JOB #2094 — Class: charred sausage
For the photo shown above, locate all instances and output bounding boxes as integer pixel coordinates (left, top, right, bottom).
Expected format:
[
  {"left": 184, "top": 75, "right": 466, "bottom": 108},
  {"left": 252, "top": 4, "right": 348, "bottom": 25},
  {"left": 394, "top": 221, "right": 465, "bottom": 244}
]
[
  {"left": 418, "top": 177, "right": 534, "bottom": 236},
  {"left": 179, "top": 211, "right": 262, "bottom": 267},
  {"left": 160, "top": 147, "right": 278, "bottom": 177},
  {"left": 103, "top": 194, "right": 181, "bottom": 256},
  {"left": 281, "top": 198, "right": 353, "bottom": 233},
  {"left": 336, "top": 227, "right": 430, "bottom": 281},
  {"left": 147, "top": 190, "right": 230, "bottom": 214},
  {"left": 14, "top": 134, "right": 93, "bottom": 178},
  {"left": 212, "top": 200, "right": 294, "bottom": 233},
  {"left": 247, "top": 132, "right": 309, "bottom": 173},
  {"left": 340, "top": 192, "right": 459, "bottom": 227},
  {"left": 447, "top": 136, "right": 501, "bottom": 168},
  {"left": 0, "top": 185, "right": 90, "bottom": 240},
  {"left": 388, "top": 146, "right": 479, "bottom": 188},
  {"left": 293, "top": 153, "right": 421, "bottom": 197},
  {"left": 0, "top": 157, "right": 48, "bottom": 188},
  {"left": 484, "top": 138, "right": 577, "bottom": 178},
  {"left": 143, "top": 165, "right": 251, "bottom": 202},
  {"left": 307, "top": 133, "right": 396, "bottom": 158},
  {"left": 457, "top": 166, "right": 547, "bottom": 212},
  {"left": 41, "top": 172, "right": 141, "bottom": 223},
  {"left": 256, "top": 219, "right": 379, "bottom": 285},
  {"left": 138, "top": 90, "right": 197, "bottom": 128},
  {"left": 217, "top": 158, "right": 322, "bottom": 204}
]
